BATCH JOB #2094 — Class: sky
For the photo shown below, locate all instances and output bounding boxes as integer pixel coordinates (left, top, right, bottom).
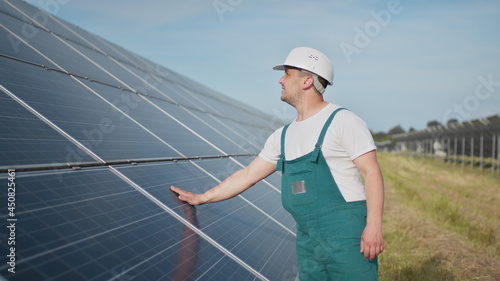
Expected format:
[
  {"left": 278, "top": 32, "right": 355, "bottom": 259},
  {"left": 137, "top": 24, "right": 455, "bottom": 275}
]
[{"left": 24, "top": 0, "right": 500, "bottom": 132}]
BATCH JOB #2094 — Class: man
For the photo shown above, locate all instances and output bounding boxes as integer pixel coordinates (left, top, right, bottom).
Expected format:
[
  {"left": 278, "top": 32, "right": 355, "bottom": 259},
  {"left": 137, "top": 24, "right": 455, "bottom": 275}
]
[{"left": 171, "top": 47, "right": 384, "bottom": 280}]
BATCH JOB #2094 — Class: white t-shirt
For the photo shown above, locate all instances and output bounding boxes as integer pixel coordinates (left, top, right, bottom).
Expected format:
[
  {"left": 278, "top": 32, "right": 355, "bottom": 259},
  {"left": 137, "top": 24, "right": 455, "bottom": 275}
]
[{"left": 258, "top": 103, "right": 376, "bottom": 202}]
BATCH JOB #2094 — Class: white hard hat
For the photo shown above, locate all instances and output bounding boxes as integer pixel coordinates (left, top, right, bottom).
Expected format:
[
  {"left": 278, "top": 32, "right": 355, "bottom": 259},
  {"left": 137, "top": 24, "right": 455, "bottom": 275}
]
[{"left": 273, "top": 47, "right": 334, "bottom": 85}]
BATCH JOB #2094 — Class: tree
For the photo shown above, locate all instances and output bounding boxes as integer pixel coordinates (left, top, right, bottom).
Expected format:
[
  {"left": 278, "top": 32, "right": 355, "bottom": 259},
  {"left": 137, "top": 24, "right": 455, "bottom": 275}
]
[
  {"left": 388, "top": 125, "right": 405, "bottom": 135},
  {"left": 427, "top": 120, "right": 442, "bottom": 127},
  {"left": 372, "top": 131, "right": 388, "bottom": 142}
]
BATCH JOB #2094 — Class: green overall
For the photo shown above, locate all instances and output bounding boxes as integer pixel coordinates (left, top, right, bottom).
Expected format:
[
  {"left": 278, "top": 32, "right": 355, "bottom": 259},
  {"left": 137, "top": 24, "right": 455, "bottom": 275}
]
[{"left": 276, "top": 108, "right": 378, "bottom": 281}]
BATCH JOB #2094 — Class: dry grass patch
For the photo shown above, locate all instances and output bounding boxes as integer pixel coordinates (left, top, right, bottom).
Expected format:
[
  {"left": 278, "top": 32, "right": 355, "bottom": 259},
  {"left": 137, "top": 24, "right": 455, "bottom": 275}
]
[{"left": 378, "top": 153, "right": 500, "bottom": 280}]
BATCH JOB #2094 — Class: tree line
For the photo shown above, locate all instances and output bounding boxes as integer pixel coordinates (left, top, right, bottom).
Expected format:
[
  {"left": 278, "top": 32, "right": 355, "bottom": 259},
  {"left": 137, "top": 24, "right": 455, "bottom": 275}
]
[{"left": 371, "top": 118, "right": 459, "bottom": 142}]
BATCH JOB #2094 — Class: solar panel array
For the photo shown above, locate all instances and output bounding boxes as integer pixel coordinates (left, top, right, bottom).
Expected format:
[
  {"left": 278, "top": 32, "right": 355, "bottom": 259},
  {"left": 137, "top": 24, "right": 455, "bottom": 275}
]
[
  {"left": 392, "top": 114, "right": 500, "bottom": 141},
  {"left": 390, "top": 114, "right": 500, "bottom": 172},
  {"left": 0, "top": 1, "right": 297, "bottom": 280}
]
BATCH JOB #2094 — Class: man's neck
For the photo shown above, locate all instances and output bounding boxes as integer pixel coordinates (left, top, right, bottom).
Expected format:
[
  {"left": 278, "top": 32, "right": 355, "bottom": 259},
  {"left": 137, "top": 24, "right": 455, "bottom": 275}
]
[{"left": 295, "top": 100, "right": 329, "bottom": 122}]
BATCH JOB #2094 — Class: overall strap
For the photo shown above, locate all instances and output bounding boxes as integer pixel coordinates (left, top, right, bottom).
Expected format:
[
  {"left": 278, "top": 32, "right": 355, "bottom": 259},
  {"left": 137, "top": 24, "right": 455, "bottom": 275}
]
[
  {"left": 310, "top": 107, "right": 346, "bottom": 163},
  {"left": 276, "top": 123, "right": 291, "bottom": 172}
]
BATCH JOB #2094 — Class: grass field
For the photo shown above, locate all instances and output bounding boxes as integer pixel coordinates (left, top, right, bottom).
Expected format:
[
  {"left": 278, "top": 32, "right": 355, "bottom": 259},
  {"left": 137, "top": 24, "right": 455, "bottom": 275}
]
[{"left": 377, "top": 153, "right": 500, "bottom": 281}]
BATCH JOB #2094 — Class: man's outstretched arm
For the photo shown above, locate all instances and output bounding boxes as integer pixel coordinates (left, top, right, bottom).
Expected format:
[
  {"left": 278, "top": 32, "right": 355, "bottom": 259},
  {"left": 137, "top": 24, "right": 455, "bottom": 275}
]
[{"left": 171, "top": 156, "right": 276, "bottom": 205}]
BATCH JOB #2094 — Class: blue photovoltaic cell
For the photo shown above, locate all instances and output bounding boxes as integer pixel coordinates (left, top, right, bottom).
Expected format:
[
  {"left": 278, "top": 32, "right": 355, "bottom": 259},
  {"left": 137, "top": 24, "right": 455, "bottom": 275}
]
[
  {"left": 116, "top": 161, "right": 297, "bottom": 280},
  {"left": 0, "top": 168, "right": 259, "bottom": 281},
  {"left": 187, "top": 109, "right": 273, "bottom": 154},
  {"left": 63, "top": 39, "right": 156, "bottom": 89},
  {"left": 143, "top": 92, "right": 255, "bottom": 155},
  {"left": 163, "top": 84, "right": 276, "bottom": 155},
  {"left": 0, "top": 57, "right": 181, "bottom": 160},
  {"left": 0, "top": 90, "right": 95, "bottom": 166},
  {"left": 81, "top": 31, "right": 155, "bottom": 72},
  {"left": 76, "top": 80, "right": 224, "bottom": 157},
  {"left": 0, "top": 17, "right": 60, "bottom": 70},
  {"left": 0, "top": 13, "right": 121, "bottom": 88},
  {"left": 117, "top": 57, "right": 275, "bottom": 128},
  {"left": 194, "top": 157, "right": 296, "bottom": 231},
  {"left": 0, "top": 0, "right": 90, "bottom": 48},
  {"left": 115, "top": 66, "right": 276, "bottom": 148}
]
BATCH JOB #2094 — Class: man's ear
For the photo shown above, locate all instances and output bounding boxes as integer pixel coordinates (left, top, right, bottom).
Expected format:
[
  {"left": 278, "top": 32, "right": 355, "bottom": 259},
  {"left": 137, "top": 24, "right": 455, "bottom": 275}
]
[{"left": 301, "top": 75, "right": 314, "bottom": 90}]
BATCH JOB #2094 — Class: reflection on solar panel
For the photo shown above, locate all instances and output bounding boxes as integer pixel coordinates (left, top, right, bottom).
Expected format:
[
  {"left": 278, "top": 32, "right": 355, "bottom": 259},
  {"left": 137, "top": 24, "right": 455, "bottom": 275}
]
[{"left": 0, "top": 1, "right": 297, "bottom": 280}]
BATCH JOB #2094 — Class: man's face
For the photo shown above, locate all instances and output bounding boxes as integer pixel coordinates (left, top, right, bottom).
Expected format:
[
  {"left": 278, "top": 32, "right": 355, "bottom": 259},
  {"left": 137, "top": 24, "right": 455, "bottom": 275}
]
[{"left": 278, "top": 68, "right": 302, "bottom": 106}]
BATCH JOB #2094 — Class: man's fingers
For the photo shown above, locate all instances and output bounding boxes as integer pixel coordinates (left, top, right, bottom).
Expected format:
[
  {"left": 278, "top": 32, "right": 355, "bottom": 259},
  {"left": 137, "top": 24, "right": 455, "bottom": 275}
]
[
  {"left": 364, "top": 246, "right": 371, "bottom": 259},
  {"left": 360, "top": 240, "right": 384, "bottom": 260},
  {"left": 370, "top": 246, "right": 377, "bottom": 260},
  {"left": 170, "top": 186, "right": 182, "bottom": 194},
  {"left": 170, "top": 186, "right": 190, "bottom": 201},
  {"left": 170, "top": 186, "right": 202, "bottom": 205},
  {"left": 360, "top": 241, "right": 370, "bottom": 259},
  {"left": 171, "top": 186, "right": 190, "bottom": 196},
  {"left": 362, "top": 244, "right": 374, "bottom": 260}
]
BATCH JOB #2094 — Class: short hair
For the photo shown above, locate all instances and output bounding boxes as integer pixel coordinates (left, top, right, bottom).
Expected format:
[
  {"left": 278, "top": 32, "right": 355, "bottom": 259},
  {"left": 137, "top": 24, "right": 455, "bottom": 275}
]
[
  {"left": 317, "top": 76, "right": 328, "bottom": 89},
  {"left": 298, "top": 69, "right": 328, "bottom": 94}
]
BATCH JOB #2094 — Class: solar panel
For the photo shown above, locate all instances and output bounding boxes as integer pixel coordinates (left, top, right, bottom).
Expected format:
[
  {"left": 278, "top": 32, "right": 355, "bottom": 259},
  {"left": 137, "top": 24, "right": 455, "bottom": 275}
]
[
  {"left": 393, "top": 114, "right": 500, "bottom": 140},
  {"left": 0, "top": 169, "right": 260, "bottom": 280},
  {"left": 0, "top": 92, "right": 95, "bottom": 166},
  {"left": 0, "top": 1, "right": 297, "bottom": 280}
]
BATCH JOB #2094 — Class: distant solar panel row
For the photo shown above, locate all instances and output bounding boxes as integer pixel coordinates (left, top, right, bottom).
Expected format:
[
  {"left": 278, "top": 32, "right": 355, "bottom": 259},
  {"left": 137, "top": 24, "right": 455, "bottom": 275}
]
[
  {"left": 0, "top": 1, "right": 297, "bottom": 280},
  {"left": 393, "top": 114, "right": 500, "bottom": 141}
]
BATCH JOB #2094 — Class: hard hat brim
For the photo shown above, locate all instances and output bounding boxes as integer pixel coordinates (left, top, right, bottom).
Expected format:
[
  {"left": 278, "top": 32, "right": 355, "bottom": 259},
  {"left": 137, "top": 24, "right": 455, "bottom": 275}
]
[
  {"left": 272, "top": 64, "right": 287, "bottom": 71},
  {"left": 272, "top": 64, "right": 333, "bottom": 85}
]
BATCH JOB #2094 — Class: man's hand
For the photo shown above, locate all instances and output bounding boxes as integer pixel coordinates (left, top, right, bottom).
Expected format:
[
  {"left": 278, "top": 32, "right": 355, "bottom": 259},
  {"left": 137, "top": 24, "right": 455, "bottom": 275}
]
[
  {"left": 170, "top": 186, "right": 208, "bottom": 206},
  {"left": 170, "top": 157, "right": 276, "bottom": 206},
  {"left": 360, "top": 224, "right": 384, "bottom": 260}
]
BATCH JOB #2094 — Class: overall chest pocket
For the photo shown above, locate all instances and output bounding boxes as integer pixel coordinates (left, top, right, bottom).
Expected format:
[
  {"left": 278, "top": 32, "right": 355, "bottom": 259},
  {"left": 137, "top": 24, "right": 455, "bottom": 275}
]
[{"left": 282, "top": 168, "right": 318, "bottom": 209}]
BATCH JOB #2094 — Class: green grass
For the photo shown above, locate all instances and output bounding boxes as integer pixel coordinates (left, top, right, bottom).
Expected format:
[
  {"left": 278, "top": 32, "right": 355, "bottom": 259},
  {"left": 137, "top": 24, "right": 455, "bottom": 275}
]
[
  {"left": 377, "top": 152, "right": 500, "bottom": 280},
  {"left": 380, "top": 221, "right": 458, "bottom": 281}
]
